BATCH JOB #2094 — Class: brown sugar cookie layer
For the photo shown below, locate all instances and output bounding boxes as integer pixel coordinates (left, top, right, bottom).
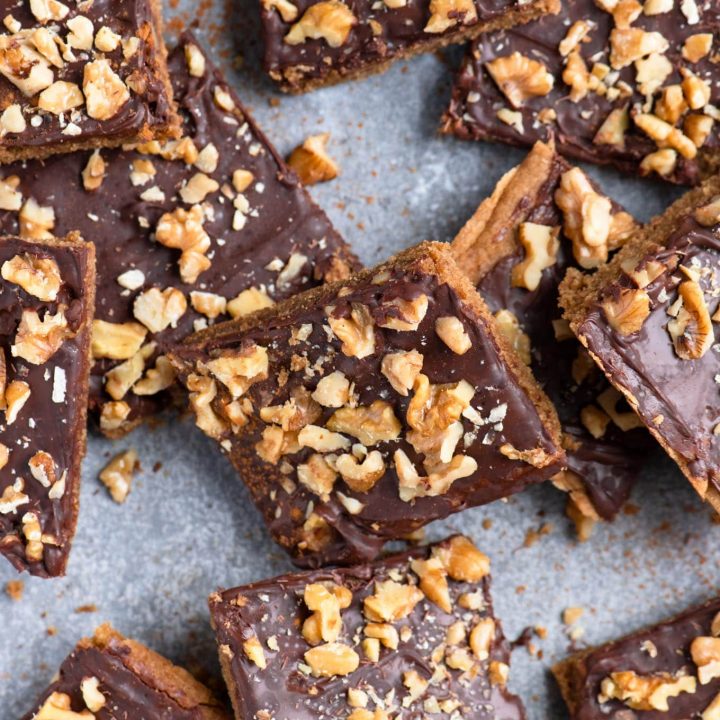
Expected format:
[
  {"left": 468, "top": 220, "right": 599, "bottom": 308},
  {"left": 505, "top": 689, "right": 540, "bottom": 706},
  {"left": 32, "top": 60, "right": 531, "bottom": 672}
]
[
  {"left": 20, "top": 624, "right": 230, "bottom": 720},
  {"left": 553, "top": 596, "right": 720, "bottom": 719},
  {"left": 560, "top": 175, "right": 720, "bottom": 512},
  {"left": 442, "top": 0, "right": 720, "bottom": 185},
  {"left": 261, "top": 0, "right": 560, "bottom": 92},
  {"left": 0, "top": 0, "right": 180, "bottom": 162},
  {"left": 0, "top": 232, "right": 94, "bottom": 578},
  {"left": 452, "top": 141, "right": 648, "bottom": 535},
  {"left": 210, "top": 535, "right": 526, "bottom": 720},
  {"left": 170, "top": 241, "right": 564, "bottom": 566},
  {"left": 0, "top": 33, "right": 358, "bottom": 438}
]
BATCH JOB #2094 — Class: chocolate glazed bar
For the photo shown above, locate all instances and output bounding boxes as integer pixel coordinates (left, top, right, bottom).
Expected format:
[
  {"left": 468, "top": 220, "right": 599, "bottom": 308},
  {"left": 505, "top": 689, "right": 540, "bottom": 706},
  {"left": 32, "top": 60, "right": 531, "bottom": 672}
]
[
  {"left": 0, "top": 232, "right": 95, "bottom": 578},
  {"left": 560, "top": 175, "right": 720, "bottom": 512},
  {"left": 210, "top": 535, "right": 525, "bottom": 720},
  {"left": 21, "top": 624, "right": 230, "bottom": 720},
  {"left": 554, "top": 596, "right": 720, "bottom": 719},
  {"left": 0, "top": 0, "right": 180, "bottom": 162},
  {"left": 260, "top": 0, "right": 560, "bottom": 92},
  {"left": 170, "top": 241, "right": 564, "bottom": 566},
  {"left": 452, "top": 141, "right": 648, "bottom": 537},
  {"left": 442, "top": 0, "right": 720, "bottom": 185},
  {"left": 0, "top": 33, "right": 358, "bottom": 438}
]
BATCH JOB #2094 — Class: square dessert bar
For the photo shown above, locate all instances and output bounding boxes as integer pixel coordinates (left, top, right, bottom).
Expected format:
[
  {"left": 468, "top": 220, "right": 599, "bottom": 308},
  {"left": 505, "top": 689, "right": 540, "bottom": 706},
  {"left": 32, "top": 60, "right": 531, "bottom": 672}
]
[
  {"left": 260, "top": 0, "right": 559, "bottom": 92},
  {"left": 452, "top": 141, "right": 647, "bottom": 536},
  {"left": 0, "top": 33, "right": 358, "bottom": 438},
  {"left": 21, "top": 623, "right": 230, "bottom": 720},
  {"left": 210, "top": 535, "right": 525, "bottom": 720},
  {"left": 0, "top": 0, "right": 180, "bottom": 162},
  {"left": 170, "top": 241, "right": 564, "bottom": 566},
  {"left": 0, "top": 232, "right": 94, "bottom": 578},
  {"left": 560, "top": 176, "right": 720, "bottom": 512},
  {"left": 443, "top": 0, "right": 720, "bottom": 185},
  {"left": 554, "top": 596, "right": 720, "bottom": 718}
]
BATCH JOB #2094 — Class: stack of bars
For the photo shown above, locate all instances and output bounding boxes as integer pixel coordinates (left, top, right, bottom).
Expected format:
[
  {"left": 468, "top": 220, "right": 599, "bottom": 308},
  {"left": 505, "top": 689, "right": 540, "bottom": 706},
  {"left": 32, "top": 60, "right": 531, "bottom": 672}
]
[{"left": 6, "top": 0, "right": 720, "bottom": 718}]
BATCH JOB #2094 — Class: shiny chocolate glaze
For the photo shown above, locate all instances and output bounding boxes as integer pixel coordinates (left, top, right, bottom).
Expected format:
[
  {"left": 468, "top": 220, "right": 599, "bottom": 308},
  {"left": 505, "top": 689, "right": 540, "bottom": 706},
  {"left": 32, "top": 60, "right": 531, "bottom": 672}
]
[
  {"left": 0, "top": 34, "right": 357, "bottom": 432},
  {"left": 578, "top": 215, "right": 720, "bottom": 492},
  {"left": 172, "top": 254, "right": 564, "bottom": 566},
  {"left": 210, "top": 537, "right": 526, "bottom": 719},
  {"left": 445, "top": 0, "right": 720, "bottom": 185},
  {"left": 0, "top": 236, "right": 93, "bottom": 577}
]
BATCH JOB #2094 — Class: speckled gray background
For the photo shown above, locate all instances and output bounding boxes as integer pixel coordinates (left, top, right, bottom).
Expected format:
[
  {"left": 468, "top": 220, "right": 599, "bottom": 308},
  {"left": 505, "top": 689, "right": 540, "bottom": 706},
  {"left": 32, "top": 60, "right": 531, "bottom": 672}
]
[{"left": 2, "top": 2, "right": 717, "bottom": 718}]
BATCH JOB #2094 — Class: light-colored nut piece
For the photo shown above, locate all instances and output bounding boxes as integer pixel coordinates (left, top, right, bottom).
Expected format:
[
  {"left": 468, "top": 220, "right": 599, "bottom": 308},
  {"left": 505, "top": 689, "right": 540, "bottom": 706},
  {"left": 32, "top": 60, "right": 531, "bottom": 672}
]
[
  {"left": 596, "top": 387, "right": 643, "bottom": 431},
  {"left": 262, "top": 0, "right": 299, "bottom": 21},
  {"left": 38, "top": 80, "right": 83, "bottom": 114},
  {"left": 562, "top": 50, "right": 590, "bottom": 103},
  {"left": 227, "top": 287, "right": 275, "bottom": 318},
  {"left": 0, "top": 175, "right": 22, "bottom": 211},
  {"left": 695, "top": 196, "right": 720, "bottom": 227},
  {"left": 599, "top": 671, "right": 696, "bottom": 711},
  {"left": 435, "top": 316, "right": 471, "bottom": 355},
  {"left": 654, "top": 85, "right": 687, "bottom": 125},
  {"left": 12, "top": 308, "right": 70, "bottom": 364},
  {"left": 0, "top": 104, "right": 26, "bottom": 135},
  {"left": 285, "top": 1, "right": 356, "bottom": 47},
  {"left": 378, "top": 294, "right": 428, "bottom": 331},
  {"left": 34, "top": 692, "right": 92, "bottom": 720},
  {"left": 184, "top": 42, "right": 206, "bottom": 76},
  {"left": 667, "top": 280, "right": 714, "bottom": 360},
  {"left": 594, "top": 107, "right": 629, "bottom": 148},
  {"left": 0, "top": 36, "right": 54, "bottom": 97},
  {"left": 511, "top": 222, "right": 560, "bottom": 291},
  {"left": 634, "top": 113, "right": 697, "bottom": 160},
  {"left": 190, "top": 291, "right": 227, "bottom": 319},
  {"left": 99, "top": 400, "right": 131, "bottom": 434},
  {"left": 411, "top": 556, "right": 451, "bottom": 612},
  {"left": 298, "top": 424, "right": 350, "bottom": 453},
  {"left": 29, "top": 0, "right": 69, "bottom": 22},
  {"left": 635, "top": 52, "right": 672, "bottom": 96},
  {"left": 133, "top": 287, "right": 187, "bottom": 333},
  {"left": 0, "top": 478, "right": 28, "bottom": 514},
  {"left": 640, "top": 148, "right": 677, "bottom": 177},
  {"left": 327, "top": 400, "right": 401, "bottom": 446},
  {"left": 691, "top": 636, "right": 720, "bottom": 684},
  {"left": 470, "top": 618, "right": 495, "bottom": 660},
  {"left": 83, "top": 59, "right": 130, "bottom": 120},
  {"left": 304, "top": 642, "right": 359, "bottom": 677},
  {"left": 685, "top": 114, "right": 714, "bottom": 149},
  {"left": 80, "top": 676, "right": 106, "bottom": 713},
  {"left": 494, "top": 309, "right": 531, "bottom": 365},
  {"left": 28, "top": 450, "right": 56, "bottom": 488},
  {"left": 243, "top": 635, "right": 267, "bottom": 669},
  {"left": 180, "top": 172, "right": 220, "bottom": 204},
  {"left": 580, "top": 404, "right": 611, "bottom": 439},
  {"left": 643, "top": 0, "right": 673, "bottom": 13},
  {"left": 155, "top": 204, "right": 211, "bottom": 284},
  {"left": 601, "top": 288, "right": 650, "bottom": 335},
  {"left": 395, "top": 449, "right": 477, "bottom": 502},
  {"left": 22, "top": 511, "right": 43, "bottom": 562},
  {"left": 95, "top": 25, "right": 121, "bottom": 52},
  {"left": 82, "top": 150, "right": 106, "bottom": 191},
  {"left": 609, "top": 28, "right": 668, "bottom": 69},
  {"left": 485, "top": 52, "right": 554, "bottom": 108},
  {"left": 2, "top": 253, "right": 61, "bottom": 301},
  {"left": 303, "top": 583, "right": 344, "bottom": 644},
  {"left": 364, "top": 579, "right": 424, "bottom": 622},
  {"left": 335, "top": 450, "right": 385, "bottom": 492},
  {"left": 104, "top": 343, "right": 152, "bottom": 401},
  {"left": 133, "top": 355, "right": 176, "bottom": 396},
  {"left": 99, "top": 449, "right": 138, "bottom": 504},
  {"left": 558, "top": 19, "right": 592, "bottom": 56},
  {"left": 206, "top": 345, "right": 269, "bottom": 399},
  {"left": 19, "top": 198, "right": 55, "bottom": 240},
  {"left": 703, "top": 693, "right": 720, "bottom": 720},
  {"left": 683, "top": 33, "right": 713, "bottom": 62},
  {"left": 424, "top": 0, "right": 477, "bottom": 33},
  {"left": 312, "top": 370, "right": 350, "bottom": 407},
  {"left": 682, "top": 72, "right": 711, "bottom": 110},
  {"left": 381, "top": 349, "right": 423, "bottom": 395},
  {"left": 288, "top": 133, "right": 338, "bottom": 186},
  {"left": 434, "top": 535, "right": 490, "bottom": 581},
  {"left": 328, "top": 304, "right": 375, "bottom": 358},
  {"left": 92, "top": 319, "right": 147, "bottom": 360}
]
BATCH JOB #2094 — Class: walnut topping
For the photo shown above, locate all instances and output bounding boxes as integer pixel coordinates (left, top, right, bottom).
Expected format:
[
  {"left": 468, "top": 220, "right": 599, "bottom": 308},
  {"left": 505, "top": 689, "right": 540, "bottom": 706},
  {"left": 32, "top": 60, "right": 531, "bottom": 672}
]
[
  {"left": 640, "top": 148, "right": 678, "bottom": 177},
  {"left": 395, "top": 449, "right": 477, "bottom": 502},
  {"left": 0, "top": 35, "right": 54, "bottom": 97},
  {"left": 288, "top": 133, "right": 339, "bottom": 186},
  {"left": 22, "top": 511, "right": 43, "bottom": 561},
  {"left": 599, "top": 671, "right": 697, "bottom": 711},
  {"left": 596, "top": 387, "right": 643, "bottom": 431},
  {"left": 243, "top": 635, "right": 267, "bottom": 668},
  {"left": 92, "top": 319, "right": 147, "bottom": 360},
  {"left": 80, "top": 676, "right": 106, "bottom": 713},
  {"left": 328, "top": 304, "right": 375, "bottom": 358},
  {"left": 381, "top": 349, "right": 423, "bottom": 395},
  {"left": 594, "top": 108, "right": 630, "bottom": 148},
  {"left": 105, "top": 343, "right": 153, "bottom": 401},
  {"left": 327, "top": 400, "right": 401, "bottom": 446},
  {"left": 304, "top": 642, "right": 359, "bottom": 677},
  {"left": 285, "top": 1, "right": 356, "bottom": 47},
  {"left": 155, "top": 204, "right": 211, "bottom": 284},
  {"left": 184, "top": 42, "right": 206, "bottom": 77},
  {"left": 634, "top": 113, "right": 697, "bottom": 159},
  {"left": 667, "top": 280, "right": 714, "bottom": 360},
  {"left": 511, "top": 222, "right": 560, "bottom": 291},
  {"left": 364, "top": 579, "right": 424, "bottom": 622},
  {"left": 635, "top": 53, "right": 672, "bottom": 96},
  {"left": 411, "top": 556, "right": 451, "bottom": 612},
  {"left": 365, "top": 623, "right": 399, "bottom": 650},
  {"left": 682, "top": 72, "right": 711, "bottom": 111},
  {"left": 485, "top": 52, "right": 554, "bottom": 108},
  {"left": 262, "top": 0, "right": 299, "bottom": 20},
  {"left": 655, "top": 85, "right": 687, "bottom": 125},
  {"left": 435, "top": 316, "right": 471, "bottom": 355},
  {"left": 695, "top": 196, "right": 720, "bottom": 227},
  {"left": 227, "top": 287, "right": 275, "bottom": 318},
  {"left": 683, "top": 33, "right": 713, "bottom": 62},
  {"left": 470, "top": 618, "right": 495, "bottom": 660},
  {"left": 494, "top": 309, "right": 531, "bottom": 365},
  {"left": 580, "top": 404, "right": 611, "bottom": 438},
  {"left": 302, "top": 583, "right": 347, "bottom": 644},
  {"left": 190, "top": 291, "right": 227, "bottom": 319},
  {"left": 0, "top": 478, "right": 28, "bottom": 514},
  {"left": 19, "top": 198, "right": 55, "bottom": 240},
  {"left": 0, "top": 175, "right": 22, "bottom": 210},
  {"left": 37, "top": 80, "right": 83, "bottom": 114},
  {"left": 601, "top": 288, "right": 650, "bottom": 335},
  {"left": 684, "top": 114, "right": 714, "bottom": 149},
  {"left": 180, "top": 172, "right": 220, "bottom": 204},
  {"left": 133, "top": 287, "right": 187, "bottom": 333},
  {"left": 81, "top": 149, "right": 106, "bottom": 192},
  {"left": 83, "top": 59, "right": 129, "bottom": 120},
  {"left": 609, "top": 27, "right": 669, "bottom": 68},
  {"left": 378, "top": 294, "right": 429, "bottom": 332},
  {"left": 435, "top": 536, "right": 490, "bottom": 581},
  {"left": 12, "top": 307, "right": 70, "bottom": 364},
  {"left": 691, "top": 636, "right": 720, "bottom": 684},
  {"left": 99, "top": 449, "right": 138, "bottom": 504},
  {"left": 424, "top": 0, "right": 477, "bottom": 33},
  {"left": 34, "top": 692, "right": 92, "bottom": 720},
  {"left": 206, "top": 345, "right": 269, "bottom": 399},
  {"left": 298, "top": 424, "right": 350, "bottom": 453},
  {"left": 99, "top": 400, "right": 131, "bottom": 434},
  {"left": 0, "top": 104, "right": 26, "bottom": 135},
  {"left": 2, "top": 253, "right": 61, "bottom": 301},
  {"left": 133, "top": 355, "right": 175, "bottom": 396},
  {"left": 558, "top": 19, "right": 593, "bottom": 56},
  {"left": 311, "top": 370, "right": 350, "bottom": 407},
  {"left": 335, "top": 451, "right": 385, "bottom": 492}
]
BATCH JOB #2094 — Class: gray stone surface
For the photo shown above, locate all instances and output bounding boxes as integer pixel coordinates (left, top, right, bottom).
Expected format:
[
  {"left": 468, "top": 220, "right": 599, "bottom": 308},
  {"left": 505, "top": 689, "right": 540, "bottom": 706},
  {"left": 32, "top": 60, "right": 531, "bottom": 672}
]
[{"left": 2, "top": 4, "right": 718, "bottom": 719}]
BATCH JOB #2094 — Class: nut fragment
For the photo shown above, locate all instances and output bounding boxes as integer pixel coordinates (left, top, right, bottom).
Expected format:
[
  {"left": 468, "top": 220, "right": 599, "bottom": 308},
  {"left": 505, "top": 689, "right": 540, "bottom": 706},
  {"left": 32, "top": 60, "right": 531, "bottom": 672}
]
[
  {"left": 82, "top": 150, "right": 106, "bottom": 192},
  {"left": 485, "top": 52, "right": 554, "bottom": 108},
  {"left": 434, "top": 535, "right": 490, "bottom": 581},
  {"left": 395, "top": 449, "right": 477, "bottom": 502},
  {"left": 12, "top": 307, "right": 70, "bottom": 364},
  {"left": 206, "top": 345, "right": 269, "bottom": 399},
  {"left": 328, "top": 304, "right": 375, "bottom": 358},
  {"left": 311, "top": 370, "right": 350, "bottom": 407},
  {"left": 435, "top": 316, "right": 471, "bottom": 355},
  {"left": 2, "top": 253, "right": 61, "bottom": 301},
  {"left": 99, "top": 449, "right": 138, "bottom": 504},
  {"left": 0, "top": 35, "right": 54, "bottom": 97},
  {"left": 335, "top": 450, "right": 385, "bottom": 492},
  {"left": 327, "top": 400, "right": 401, "bottom": 446},
  {"left": 377, "top": 294, "right": 428, "bottom": 331},
  {"left": 640, "top": 148, "right": 677, "bottom": 177},
  {"left": 691, "top": 636, "right": 720, "bottom": 684},
  {"left": 34, "top": 692, "right": 92, "bottom": 720},
  {"left": 19, "top": 198, "right": 55, "bottom": 240},
  {"left": 155, "top": 204, "right": 211, "bottom": 284},
  {"left": 599, "top": 671, "right": 697, "bottom": 711},
  {"left": 285, "top": 1, "right": 356, "bottom": 48},
  {"left": 243, "top": 635, "right": 267, "bottom": 669},
  {"left": 683, "top": 33, "right": 713, "bottom": 62},
  {"left": 227, "top": 287, "right": 275, "bottom": 318},
  {"left": 411, "top": 556, "right": 451, "bottom": 612},
  {"left": 304, "top": 643, "right": 359, "bottom": 677},
  {"left": 667, "top": 280, "right": 714, "bottom": 360},
  {"left": 80, "top": 676, "right": 106, "bottom": 713},
  {"left": 470, "top": 618, "right": 495, "bottom": 660},
  {"left": 380, "top": 350, "right": 423, "bottom": 395},
  {"left": 601, "top": 287, "right": 650, "bottom": 336},
  {"left": 133, "top": 287, "right": 187, "bottom": 333},
  {"left": 364, "top": 579, "right": 424, "bottom": 622},
  {"left": 288, "top": 133, "right": 338, "bottom": 186},
  {"left": 92, "top": 319, "right": 147, "bottom": 360},
  {"left": 695, "top": 196, "right": 720, "bottom": 227},
  {"left": 511, "top": 222, "right": 560, "bottom": 290},
  {"left": 424, "top": 0, "right": 477, "bottom": 33},
  {"left": 83, "top": 59, "right": 130, "bottom": 120},
  {"left": 609, "top": 27, "right": 668, "bottom": 68},
  {"left": 494, "top": 309, "right": 531, "bottom": 365}
]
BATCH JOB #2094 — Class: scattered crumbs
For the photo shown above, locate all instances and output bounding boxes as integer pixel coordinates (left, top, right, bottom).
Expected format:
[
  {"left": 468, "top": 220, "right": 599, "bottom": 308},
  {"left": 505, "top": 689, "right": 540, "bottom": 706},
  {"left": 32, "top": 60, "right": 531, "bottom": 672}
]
[
  {"left": 152, "top": 461, "right": 163, "bottom": 473},
  {"left": 523, "top": 522, "right": 553, "bottom": 548},
  {"left": 482, "top": 518, "right": 493, "bottom": 530},
  {"left": 535, "top": 625, "right": 548, "bottom": 639},
  {"left": 46, "top": 626, "right": 57, "bottom": 636},
  {"left": 5, "top": 580, "right": 23, "bottom": 601},
  {"left": 74, "top": 604, "right": 98, "bottom": 614},
  {"left": 623, "top": 502, "right": 641, "bottom": 516},
  {"left": 268, "top": 97, "right": 280, "bottom": 108},
  {"left": 516, "top": 585, "right": 527, "bottom": 594},
  {"left": 562, "top": 607, "right": 584, "bottom": 625}
]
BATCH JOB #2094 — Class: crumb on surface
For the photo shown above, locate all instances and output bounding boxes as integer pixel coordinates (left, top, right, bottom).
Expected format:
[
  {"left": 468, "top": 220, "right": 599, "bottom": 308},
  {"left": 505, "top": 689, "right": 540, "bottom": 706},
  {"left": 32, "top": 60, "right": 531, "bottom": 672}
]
[{"left": 5, "top": 580, "right": 23, "bottom": 601}]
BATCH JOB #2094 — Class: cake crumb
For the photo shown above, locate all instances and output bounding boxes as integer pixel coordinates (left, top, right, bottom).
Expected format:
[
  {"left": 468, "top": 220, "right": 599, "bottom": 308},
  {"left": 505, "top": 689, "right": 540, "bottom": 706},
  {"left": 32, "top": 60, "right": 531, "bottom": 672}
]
[
  {"left": 562, "top": 607, "right": 584, "bottom": 625},
  {"left": 5, "top": 580, "right": 23, "bottom": 601}
]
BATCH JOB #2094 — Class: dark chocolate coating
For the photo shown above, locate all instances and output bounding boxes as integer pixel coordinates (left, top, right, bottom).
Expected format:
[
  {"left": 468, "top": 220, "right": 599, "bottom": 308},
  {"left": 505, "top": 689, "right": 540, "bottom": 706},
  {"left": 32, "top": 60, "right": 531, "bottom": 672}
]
[
  {"left": 0, "top": 0, "right": 175, "bottom": 151},
  {"left": 563, "top": 597, "right": 720, "bottom": 719},
  {"left": 577, "top": 214, "right": 720, "bottom": 493},
  {"left": 0, "top": 235, "right": 93, "bottom": 577},
  {"left": 210, "top": 537, "right": 526, "bottom": 719},
  {"left": 444, "top": 0, "right": 720, "bottom": 184},
  {"left": 475, "top": 158, "right": 645, "bottom": 520},
  {"left": 0, "top": 34, "right": 357, "bottom": 432},
  {"left": 173, "top": 257, "right": 563, "bottom": 566}
]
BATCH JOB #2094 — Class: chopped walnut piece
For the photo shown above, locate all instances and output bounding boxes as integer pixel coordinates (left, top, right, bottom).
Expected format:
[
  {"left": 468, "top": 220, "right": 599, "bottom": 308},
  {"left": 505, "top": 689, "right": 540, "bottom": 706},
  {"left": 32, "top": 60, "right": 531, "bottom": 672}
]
[
  {"left": 558, "top": 19, "right": 593, "bottom": 56},
  {"left": 285, "top": 1, "right": 356, "bottom": 48},
  {"left": 424, "top": 0, "right": 477, "bottom": 33},
  {"left": 685, "top": 114, "right": 714, "bottom": 148},
  {"left": 2, "top": 253, "right": 61, "bottom": 301},
  {"left": 378, "top": 294, "right": 429, "bottom": 331},
  {"left": 683, "top": 33, "right": 713, "bottom": 62},
  {"left": 563, "top": 50, "right": 590, "bottom": 103},
  {"left": 435, "top": 316, "right": 471, "bottom": 355},
  {"left": 288, "top": 133, "right": 339, "bottom": 186},
  {"left": 83, "top": 59, "right": 130, "bottom": 120},
  {"left": 485, "top": 52, "right": 554, "bottom": 108},
  {"left": 19, "top": 198, "right": 55, "bottom": 240},
  {"left": 34, "top": 692, "right": 93, "bottom": 720},
  {"left": 80, "top": 676, "right": 106, "bottom": 713},
  {"left": 511, "top": 222, "right": 560, "bottom": 291},
  {"left": 381, "top": 349, "right": 423, "bottom": 395},
  {"left": 243, "top": 635, "right": 266, "bottom": 669},
  {"left": 691, "top": 636, "right": 720, "bottom": 684},
  {"left": 580, "top": 404, "right": 611, "bottom": 439},
  {"left": 155, "top": 204, "right": 211, "bottom": 284},
  {"left": 12, "top": 307, "right": 70, "bottom": 364},
  {"left": 601, "top": 288, "right": 650, "bottom": 335},
  {"left": 609, "top": 27, "right": 669, "bottom": 69},
  {"left": 593, "top": 107, "right": 629, "bottom": 148},
  {"left": 227, "top": 287, "right": 275, "bottom": 318},
  {"left": 82, "top": 150, "right": 106, "bottom": 191},
  {"left": 304, "top": 642, "right": 359, "bottom": 677},
  {"left": 92, "top": 319, "right": 147, "bottom": 360},
  {"left": 298, "top": 425, "right": 350, "bottom": 453},
  {"left": 695, "top": 196, "right": 720, "bottom": 227},
  {"left": 434, "top": 536, "right": 490, "bottom": 581},
  {"left": 205, "top": 345, "right": 269, "bottom": 399},
  {"left": 190, "top": 291, "right": 227, "bottom": 319},
  {"left": 312, "top": 370, "right": 350, "bottom": 407},
  {"left": 682, "top": 72, "right": 711, "bottom": 110},
  {"left": 0, "top": 35, "right": 54, "bottom": 97},
  {"left": 634, "top": 113, "right": 697, "bottom": 159},
  {"left": 655, "top": 85, "right": 687, "bottom": 125},
  {"left": 327, "top": 400, "right": 401, "bottom": 446},
  {"left": 328, "top": 304, "right": 375, "bottom": 358},
  {"left": 411, "top": 556, "right": 451, "bottom": 612},
  {"left": 0, "top": 175, "right": 22, "bottom": 210},
  {"left": 635, "top": 53, "right": 672, "bottom": 96},
  {"left": 470, "top": 618, "right": 495, "bottom": 660},
  {"left": 599, "top": 671, "right": 697, "bottom": 711},
  {"left": 395, "top": 449, "right": 477, "bottom": 502},
  {"left": 494, "top": 309, "right": 531, "bottom": 365},
  {"left": 98, "top": 449, "right": 138, "bottom": 504},
  {"left": 640, "top": 148, "right": 677, "bottom": 177},
  {"left": 187, "top": 375, "right": 229, "bottom": 439},
  {"left": 133, "top": 287, "right": 187, "bottom": 333},
  {"left": 335, "top": 450, "right": 385, "bottom": 492},
  {"left": 596, "top": 387, "right": 642, "bottom": 431},
  {"left": 38, "top": 80, "right": 83, "bottom": 114},
  {"left": 133, "top": 355, "right": 176, "bottom": 396},
  {"left": 667, "top": 280, "right": 714, "bottom": 360},
  {"left": 180, "top": 172, "right": 220, "bottom": 204},
  {"left": 364, "top": 579, "right": 424, "bottom": 622},
  {"left": 263, "top": 0, "right": 299, "bottom": 21}
]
